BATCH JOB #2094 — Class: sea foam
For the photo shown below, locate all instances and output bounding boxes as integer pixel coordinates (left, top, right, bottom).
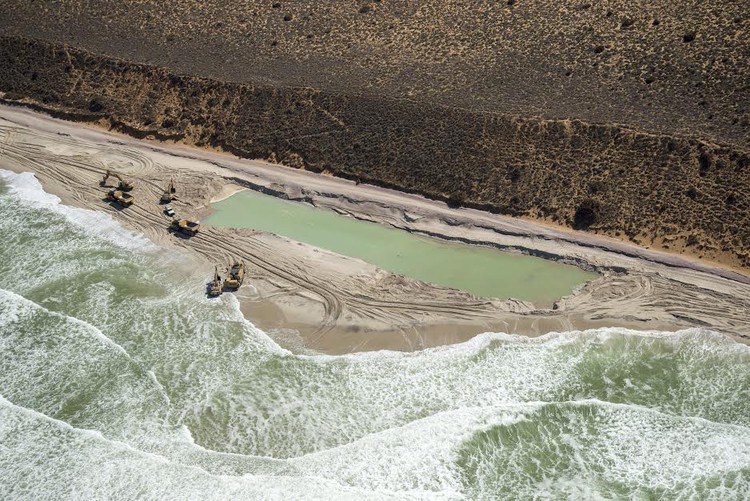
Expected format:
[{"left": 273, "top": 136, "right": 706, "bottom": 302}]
[{"left": 0, "top": 169, "right": 156, "bottom": 251}]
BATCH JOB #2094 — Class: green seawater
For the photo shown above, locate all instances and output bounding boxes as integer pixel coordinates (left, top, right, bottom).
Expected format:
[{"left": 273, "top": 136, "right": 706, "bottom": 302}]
[
  {"left": 1, "top": 170, "right": 749, "bottom": 500},
  {"left": 203, "top": 189, "right": 597, "bottom": 304}
]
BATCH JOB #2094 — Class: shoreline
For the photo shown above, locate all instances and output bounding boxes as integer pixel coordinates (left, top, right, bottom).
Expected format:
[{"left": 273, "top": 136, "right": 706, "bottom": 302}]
[
  {"left": 209, "top": 185, "right": 247, "bottom": 205},
  {"left": 1, "top": 104, "right": 748, "bottom": 353}
]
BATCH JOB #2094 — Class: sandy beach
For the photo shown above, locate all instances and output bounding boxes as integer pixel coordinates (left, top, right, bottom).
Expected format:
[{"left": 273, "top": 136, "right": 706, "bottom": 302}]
[{"left": 1, "top": 103, "right": 748, "bottom": 354}]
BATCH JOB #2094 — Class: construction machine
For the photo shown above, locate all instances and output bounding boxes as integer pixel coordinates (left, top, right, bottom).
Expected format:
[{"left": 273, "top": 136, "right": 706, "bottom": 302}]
[
  {"left": 161, "top": 179, "right": 176, "bottom": 203},
  {"left": 169, "top": 218, "right": 200, "bottom": 237},
  {"left": 100, "top": 170, "right": 134, "bottom": 191},
  {"left": 208, "top": 267, "right": 223, "bottom": 297},
  {"left": 223, "top": 260, "right": 246, "bottom": 290},
  {"left": 106, "top": 189, "right": 134, "bottom": 207}
]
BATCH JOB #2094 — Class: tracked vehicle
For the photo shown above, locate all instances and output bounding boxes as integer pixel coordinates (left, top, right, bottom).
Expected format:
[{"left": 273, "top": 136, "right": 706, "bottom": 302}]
[
  {"left": 161, "top": 179, "right": 176, "bottom": 203},
  {"left": 223, "top": 260, "right": 246, "bottom": 290},
  {"left": 106, "top": 189, "right": 134, "bottom": 207},
  {"left": 170, "top": 218, "right": 200, "bottom": 237},
  {"left": 208, "top": 267, "right": 223, "bottom": 297},
  {"left": 100, "top": 170, "right": 134, "bottom": 191}
]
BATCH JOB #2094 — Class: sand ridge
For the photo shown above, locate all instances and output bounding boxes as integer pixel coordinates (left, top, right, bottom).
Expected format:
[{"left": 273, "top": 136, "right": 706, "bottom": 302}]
[{"left": 1, "top": 105, "right": 748, "bottom": 354}]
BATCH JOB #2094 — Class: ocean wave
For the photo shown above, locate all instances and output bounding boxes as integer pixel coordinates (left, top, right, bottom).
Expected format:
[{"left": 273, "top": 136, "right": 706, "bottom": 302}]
[
  {"left": 0, "top": 169, "right": 156, "bottom": 252},
  {"left": 288, "top": 398, "right": 750, "bottom": 495},
  {"left": 0, "top": 287, "right": 176, "bottom": 449},
  {"left": 0, "top": 395, "right": 411, "bottom": 501},
  {"left": 0, "top": 287, "right": 131, "bottom": 357},
  {"left": 455, "top": 399, "right": 750, "bottom": 499},
  {"left": 3, "top": 381, "right": 749, "bottom": 500}
]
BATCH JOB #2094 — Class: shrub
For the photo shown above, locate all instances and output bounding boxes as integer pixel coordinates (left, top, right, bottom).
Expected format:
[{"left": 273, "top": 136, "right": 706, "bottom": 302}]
[{"left": 573, "top": 198, "right": 602, "bottom": 229}]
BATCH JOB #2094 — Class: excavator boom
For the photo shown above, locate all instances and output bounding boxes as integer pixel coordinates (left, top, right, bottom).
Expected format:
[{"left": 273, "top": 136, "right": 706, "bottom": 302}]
[
  {"left": 161, "top": 178, "right": 176, "bottom": 202},
  {"left": 100, "top": 169, "right": 134, "bottom": 191},
  {"left": 100, "top": 170, "right": 111, "bottom": 186},
  {"left": 208, "top": 266, "right": 223, "bottom": 297}
]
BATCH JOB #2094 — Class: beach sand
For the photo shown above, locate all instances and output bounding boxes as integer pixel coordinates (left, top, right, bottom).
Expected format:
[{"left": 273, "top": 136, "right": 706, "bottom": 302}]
[{"left": 1, "top": 104, "right": 748, "bottom": 354}]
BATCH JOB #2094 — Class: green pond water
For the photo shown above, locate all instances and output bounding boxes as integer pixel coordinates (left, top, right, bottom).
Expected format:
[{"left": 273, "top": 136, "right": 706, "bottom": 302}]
[{"left": 203, "top": 189, "right": 597, "bottom": 304}]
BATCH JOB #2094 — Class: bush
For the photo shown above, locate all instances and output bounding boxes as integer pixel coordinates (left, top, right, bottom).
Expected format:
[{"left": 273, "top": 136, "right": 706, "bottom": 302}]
[{"left": 573, "top": 198, "right": 602, "bottom": 229}]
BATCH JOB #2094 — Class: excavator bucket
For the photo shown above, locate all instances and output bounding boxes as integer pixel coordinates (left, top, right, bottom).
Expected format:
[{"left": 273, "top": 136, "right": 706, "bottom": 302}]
[{"left": 100, "top": 170, "right": 111, "bottom": 186}]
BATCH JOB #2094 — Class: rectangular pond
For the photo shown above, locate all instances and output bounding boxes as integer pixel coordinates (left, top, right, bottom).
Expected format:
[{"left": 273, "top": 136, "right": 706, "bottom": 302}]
[{"left": 202, "top": 189, "right": 597, "bottom": 305}]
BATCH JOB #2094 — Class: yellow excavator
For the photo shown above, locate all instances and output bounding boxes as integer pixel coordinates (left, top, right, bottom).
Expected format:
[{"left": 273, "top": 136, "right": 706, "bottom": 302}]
[
  {"left": 100, "top": 170, "right": 134, "bottom": 191},
  {"left": 208, "top": 266, "right": 223, "bottom": 297},
  {"left": 169, "top": 218, "right": 200, "bottom": 237},
  {"left": 223, "top": 260, "right": 246, "bottom": 290},
  {"left": 106, "top": 188, "right": 134, "bottom": 207},
  {"left": 161, "top": 179, "right": 176, "bottom": 203}
]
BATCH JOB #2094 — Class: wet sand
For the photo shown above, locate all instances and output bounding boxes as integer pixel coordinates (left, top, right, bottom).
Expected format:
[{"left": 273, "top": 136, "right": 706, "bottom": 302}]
[{"left": 1, "top": 104, "right": 748, "bottom": 354}]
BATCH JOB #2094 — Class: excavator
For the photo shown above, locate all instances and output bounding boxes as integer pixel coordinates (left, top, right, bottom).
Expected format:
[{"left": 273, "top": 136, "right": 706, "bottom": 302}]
[
  {"left": 160, "top": 179, "right": 176, "bottom": 203},
  {"left": 106, "top": 188, "right": 134, "bottom": 207},
  {"left": 223, "top": 260, "right": 246, "bottom": 290},
  {"left": 100, "top": 170, "right": 134, "bottom": 191},
  {"left": 208, "top": 266, "right": 223, "bottom": 297},
  {"left": 169, "top": 218, "right": 200, "bottom": 237}
]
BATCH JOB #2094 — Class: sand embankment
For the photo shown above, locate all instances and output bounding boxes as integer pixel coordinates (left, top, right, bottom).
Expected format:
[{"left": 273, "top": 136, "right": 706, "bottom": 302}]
[{"left": 1, "top": 105, "right": 748, "bottom": 354}]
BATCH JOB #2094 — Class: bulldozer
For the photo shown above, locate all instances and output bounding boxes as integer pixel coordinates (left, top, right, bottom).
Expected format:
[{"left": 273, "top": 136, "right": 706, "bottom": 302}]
[
  {"left": 100, "top": 170, "right": 134, "bottom": 191},
  {"left": 169, "top": 218, "right": 200, "bottom": 237},
  {"left": 207, "top": 266, "right": 223, "bottom": 297},
  {"left": 106, "top": 188, "right": 134, "bottom": 207},
  {"left": 160, "top": 179, "right": 176, "bottom": 203},
  {"left": 223, "top": 260, "right": 246, "bottom": 290}
]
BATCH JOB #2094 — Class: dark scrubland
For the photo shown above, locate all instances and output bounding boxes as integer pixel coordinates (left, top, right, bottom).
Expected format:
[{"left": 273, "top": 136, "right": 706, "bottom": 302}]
[{"left": 0, "top": 1, "right": 747, "bottom": 267}]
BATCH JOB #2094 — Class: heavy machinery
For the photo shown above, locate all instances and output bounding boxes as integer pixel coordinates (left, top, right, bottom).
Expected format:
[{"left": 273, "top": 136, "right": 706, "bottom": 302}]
[
  {"left": 106, "top": 189, "right": 134, "bottom": 207},
  {"left": 223, "top": 260, "right": 246, "bottom": 290},
  {"left": 161, "top": 179, "right": 176, "bottom": 203},
  {"left": 169, "top": 218, "right": 200, "bottom": 237},
  {"left": 100, "top": 170, "right": 134, "bottom": 191},
  {"left": 208, "top": 267, "right": 223, "bottom": 297}
]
